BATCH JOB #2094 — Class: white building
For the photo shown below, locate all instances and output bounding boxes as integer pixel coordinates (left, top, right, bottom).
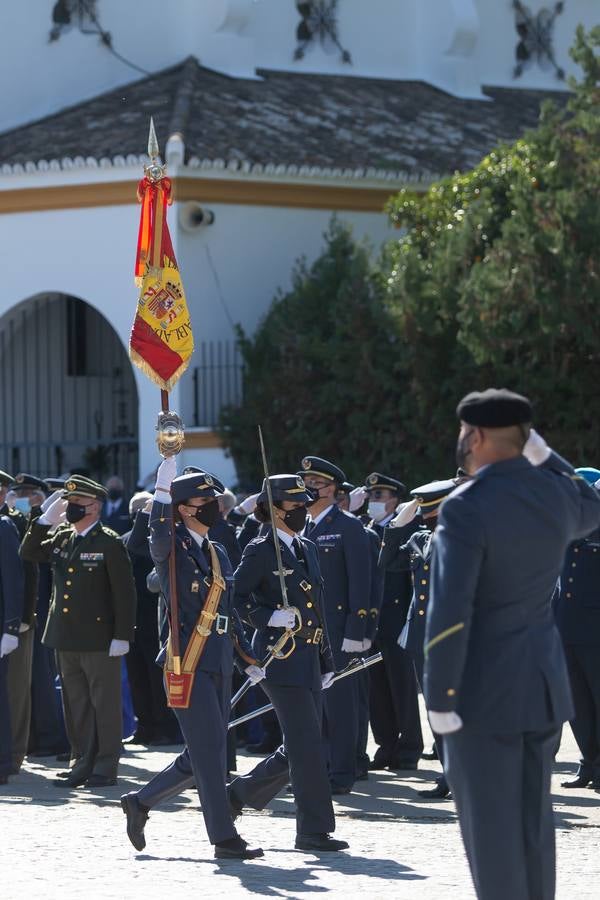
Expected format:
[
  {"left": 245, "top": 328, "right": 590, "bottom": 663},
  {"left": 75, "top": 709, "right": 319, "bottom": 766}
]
[{"left": 0, "top": 0, "right": 595, "bottom": 487}]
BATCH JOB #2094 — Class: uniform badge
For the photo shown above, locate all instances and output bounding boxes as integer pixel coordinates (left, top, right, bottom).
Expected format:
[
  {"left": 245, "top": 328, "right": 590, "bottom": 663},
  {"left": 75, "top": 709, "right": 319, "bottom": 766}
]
[
  {"left": 368, "top": 474, "right": 378, "bottom": 485},
  {"left": 296, "top": 476, "right": 305, "bottom": 489},
  {"left": 205, "top": 474, "right": 214, "bottom": 486},
  {"left": 302, "top": 458, "right": 311, "bottom": 470},
  {"left": 191, "top": 581, "right": 200, "bottom": 593},
  {"left": 66, "top": 480, "right": 77, "bottom": 492},
  {"left": 273, "top": 568, "right": 294, "bottom": 577},
  {"left": 15, "top": 473, "right": 24, "bottom": 483}
]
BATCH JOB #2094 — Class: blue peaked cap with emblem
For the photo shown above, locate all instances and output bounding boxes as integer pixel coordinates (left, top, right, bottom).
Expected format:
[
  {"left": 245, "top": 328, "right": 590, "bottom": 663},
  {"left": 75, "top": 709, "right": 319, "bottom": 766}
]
[
  {"left": 410, "top": 478, "right": 458, "bottom": 514},
  {"left": 297, "top": 456, "right": 346, "bottom": 484},
  {"left": 171, "top": 469, "right": 224, "bottom": 503},
  {"left": 257, "top": 474, "right": 312, "bottom": 506}
]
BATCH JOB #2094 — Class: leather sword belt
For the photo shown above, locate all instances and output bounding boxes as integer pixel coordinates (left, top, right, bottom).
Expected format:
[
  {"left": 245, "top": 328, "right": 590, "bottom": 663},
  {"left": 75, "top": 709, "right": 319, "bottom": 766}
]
[
  {"left": 197, "top": 613, "right": 229, "bottom": 636},
  {"left": 294, "top": 625, "right": 323, "bottom": 644}
]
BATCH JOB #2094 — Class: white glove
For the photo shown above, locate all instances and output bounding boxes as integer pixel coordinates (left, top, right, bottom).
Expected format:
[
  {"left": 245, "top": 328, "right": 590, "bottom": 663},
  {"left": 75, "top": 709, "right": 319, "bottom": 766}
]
[
  {"left": 522, "top": 428, "right": 550, "bottom": 466},
  {"left": 391, "top": 498, "right": 419, "bottom": 528},
  {"left": 321, "top": 672, "right": 335, "bottom": 690},
  {"left": 245, "top": 664, "right": 266, "bottom": 684},
  {"left": 0, "top": 633, "right": 18, "bottom": 657},
  {"left": 349, "top": 486, "right": 367, "bottom": 512},
  {"left": 268, "top": 609, "right": 297, "bottom": 629},
  {"left": 362, "top": 638, "right": 372, "bottom": 652},
  {"left": 41, "top": 490, "right": 64, "bottom": 513},
  {"left": 341, "top": 637, "right": 364, "bottom": 654},
  {"left": 39, "top": 495, "right": 67, "bottom": 527},
  {"left": 154, "top": 457, "right": 177, "bottom": 503},
  {"left": 5, "top": 491, "right": 16, "bottom": 510},
  {"left": 428, "top": 710, "right": 463, "bottom": 735},
  {"left": 238, "top": 493, "right": 259, "bottom": 515},
  {"left": 108, "top": 639, "right": 129, "bottom": 657}
]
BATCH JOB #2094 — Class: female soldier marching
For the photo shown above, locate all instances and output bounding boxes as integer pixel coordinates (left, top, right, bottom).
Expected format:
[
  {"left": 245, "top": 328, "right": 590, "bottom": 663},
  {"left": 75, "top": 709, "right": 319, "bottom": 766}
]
[{"left": 228, "top": 474, "right": 349, "bottom": 852}]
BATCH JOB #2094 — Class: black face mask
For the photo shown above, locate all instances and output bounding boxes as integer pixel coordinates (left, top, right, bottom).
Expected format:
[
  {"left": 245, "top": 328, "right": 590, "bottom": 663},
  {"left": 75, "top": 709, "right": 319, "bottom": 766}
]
[
  {"left": 107, "top": 489, "right": 122, "bottom": 501},
  {"left": 66, "top": 502, "right": 88, "bottom": 524},
  {"left": 281, "top": 506, "right": 308, "bottom": 533},
  {"left": 193, "top": 499, "right": 220, "bottom": 528},
  {"left": 455, "top": 429, "right": 475, "bottom": 471},
  {"left": 306, "top": 486, "right": 329, "bottom": 507}
]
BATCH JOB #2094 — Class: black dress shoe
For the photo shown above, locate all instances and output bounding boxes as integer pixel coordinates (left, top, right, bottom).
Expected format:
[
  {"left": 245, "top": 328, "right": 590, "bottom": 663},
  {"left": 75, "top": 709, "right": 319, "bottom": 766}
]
[
  {"left": 390, "top": 759, "right": 419, "bottom": 771},
  {"left": 330, "top": 784, "right": 351, "bottom": 795},
  {"left": 85, "top": 774, "right": 117, "bottom": 788},
  {"left": 295, "top": 833, "right": 349, "bottom": 852},
  {"left": 561, "top": 775, "right": 591, "bottom": 788},
  {"left": 55, "top": 771, "right": 72, "bottom": 779},
  {"left": 53, "top": 774, "right": 87, "bottom": 788},
  {"left": 418, "top": 783, "right": 451, "bottom": 799},
  {"left": 214, "top": 836, "right": 264, "bottom": 859},
  {"left": 121, "top": 793, "right": 149, "bottom": 851},
  {"left": 368, "top": 757, "right": 390, "bottom": 771}
]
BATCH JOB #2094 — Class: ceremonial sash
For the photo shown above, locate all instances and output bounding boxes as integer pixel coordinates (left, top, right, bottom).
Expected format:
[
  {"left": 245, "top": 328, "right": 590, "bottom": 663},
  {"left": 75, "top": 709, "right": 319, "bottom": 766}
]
[{"left": 165, "top": 541, "right": 226, "bottom": 709}]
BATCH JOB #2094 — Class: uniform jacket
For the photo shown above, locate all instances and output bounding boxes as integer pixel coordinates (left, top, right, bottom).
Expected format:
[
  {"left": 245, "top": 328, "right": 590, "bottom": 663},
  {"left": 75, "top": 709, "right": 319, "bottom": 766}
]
[
  {"left": 150, "top": 501, "right": 238, "bottom": 676},
  {"left": 0, "top": 515, "right": 24, "bottom": 637},
  {"left": 365, "top": 525, "right": 384, "bottom": 642},
  {"left": 209, "top": 517, "right": 242, "bottom": 570},
  {"left": 377, "top": 519, "right": 421, "bottom": 641},
  {"left": 554, "top": 527, "right": 600, "bottom": 646},
  {"left": 1, "top": 503, "right": 39, "bottom": 627},
  {"left": 101, "top": 497, "right": 131, "bottom": 535},
  {"left": 424, "top": 453, "right": 600, "bottom": 732},
  {"left": 234, "top": 531, "right": 335, "bottom": 690},
  {"left": 122, "top": 512, "right": 158, "bottom": 630},
  {"left": 397, "top": 528, "right": 434, "bottom": 678},
  {"left": 237, "top": 514, "right": 263, "bottom": 551},
  {"left": 20, "top": 519, "right": 136, "bottom": 652},
  {"left": 307, "top": 505, "right": 371, "bottom": 664}
]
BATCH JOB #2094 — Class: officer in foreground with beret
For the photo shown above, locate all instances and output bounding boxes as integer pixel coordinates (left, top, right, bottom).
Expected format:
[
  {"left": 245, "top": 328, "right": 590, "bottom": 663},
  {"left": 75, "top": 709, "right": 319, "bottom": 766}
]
[
  {"left": 120, "top": 462, "right": 264, "bottom": 861},
  {"left": 424, "top": 389, "right": 600, "bottom": 900},
  {"left": 228, "top": 474, "right": 348, "bottom": 852},
  {"left": 365, "top": 472, "right": 424, "bottom": 772},
  {"left": 4, "top": 473, "right": 47, "bottom": 773},
  {"left": 299, "top": 455, "right": 371, "bottom": 794},
  {"left": 554, "top": 466, "right": 600, "bottom": 790},
  {"left": 20, "top": 475, "right": 136, "bottom": 788},
  {"left": 393, "top": 478, "right": 459, "bottom": 799}
]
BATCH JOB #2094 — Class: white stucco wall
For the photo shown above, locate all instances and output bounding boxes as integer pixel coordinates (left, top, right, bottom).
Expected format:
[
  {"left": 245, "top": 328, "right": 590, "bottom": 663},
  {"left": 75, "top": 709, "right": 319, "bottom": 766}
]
[{"left": 0, "top": 169, "right": 394, "bottom": 483}]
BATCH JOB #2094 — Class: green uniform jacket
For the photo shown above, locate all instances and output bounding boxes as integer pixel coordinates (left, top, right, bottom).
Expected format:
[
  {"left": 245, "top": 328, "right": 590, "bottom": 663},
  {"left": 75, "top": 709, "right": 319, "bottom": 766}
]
[{"left": 20, "top": 520, "right": 136, "bottom": 652}]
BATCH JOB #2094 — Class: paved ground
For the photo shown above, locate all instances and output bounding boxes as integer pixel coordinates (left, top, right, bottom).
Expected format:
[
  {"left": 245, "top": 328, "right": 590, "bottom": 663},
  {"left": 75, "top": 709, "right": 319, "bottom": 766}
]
[{"left": 2, "top": 707, "right": 599, "bottom": 899}]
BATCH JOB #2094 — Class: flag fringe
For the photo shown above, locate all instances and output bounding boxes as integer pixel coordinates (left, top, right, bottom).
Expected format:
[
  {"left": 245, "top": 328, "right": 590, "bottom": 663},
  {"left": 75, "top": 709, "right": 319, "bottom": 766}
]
[{"left": 129, "top": 348, "right": 191, "bottom": 393}]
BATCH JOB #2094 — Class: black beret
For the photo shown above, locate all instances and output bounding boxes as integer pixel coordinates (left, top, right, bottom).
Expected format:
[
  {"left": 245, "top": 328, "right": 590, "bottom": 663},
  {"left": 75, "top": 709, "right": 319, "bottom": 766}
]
[
  {"left": 298, "top": 456, "right": 346, "bottom": 484},
  {"left": 365, "top": 472, "right": 406, "bottom": 495},
  {"left": 457, "top": 389, "right": 532, "bottom": 427},
  {"left": 170, "top": 470, "right": 224, "bottom": 504},
  {"left": 257, "top": 474, "right": 312, "bottom": 506},
  {"left": 64, "top": 475, "right": 107, "bottom": 501},
  {"left": 8, "top": 473, "right": 48, "bottom": 494}
]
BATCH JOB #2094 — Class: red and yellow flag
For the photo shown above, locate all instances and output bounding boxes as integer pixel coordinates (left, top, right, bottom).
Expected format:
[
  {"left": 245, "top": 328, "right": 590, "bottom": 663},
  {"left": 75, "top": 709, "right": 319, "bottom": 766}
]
[{"left": 129, "top": 175, "right": 194, "bottom": 390}]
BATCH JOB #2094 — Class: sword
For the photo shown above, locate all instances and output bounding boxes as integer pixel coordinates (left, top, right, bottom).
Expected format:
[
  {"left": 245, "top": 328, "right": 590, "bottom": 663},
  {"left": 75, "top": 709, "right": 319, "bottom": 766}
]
[
  {"left": 229, "top": 652, "right": 383, "bottom": 729},
  {"left": 229, "top": 428, "right": 303, "bottom": 710}
]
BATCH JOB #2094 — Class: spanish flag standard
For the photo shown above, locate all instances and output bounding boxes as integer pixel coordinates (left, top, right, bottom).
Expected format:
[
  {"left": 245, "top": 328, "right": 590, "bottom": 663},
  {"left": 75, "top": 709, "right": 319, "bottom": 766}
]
[{"left": 129, "top": 173, "right": 194, "bottom": 390}]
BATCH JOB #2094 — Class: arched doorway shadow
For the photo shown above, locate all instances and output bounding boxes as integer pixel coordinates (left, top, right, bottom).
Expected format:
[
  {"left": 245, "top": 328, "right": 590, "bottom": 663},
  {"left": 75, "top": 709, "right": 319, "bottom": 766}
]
[{"left": 0, "top": 292, "right": 139, "bottom": 488}]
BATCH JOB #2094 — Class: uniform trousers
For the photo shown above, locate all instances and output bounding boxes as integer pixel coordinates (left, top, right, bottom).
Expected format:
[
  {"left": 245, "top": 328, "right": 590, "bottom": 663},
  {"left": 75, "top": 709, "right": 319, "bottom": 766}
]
[
  {"left": 356, "top": 669, "right": 370, "bottom": 776},
  {"left": 369, "top": 638, "right": 423, "bottom": 765},
  {"left": 414, "top": 654, "right": 447, "bottom": 789},
  {"left": 29, "top": 626, "right": 67, "bottom": 754},
  {"left": 58, "top": 650, "right": 122, "bottom": 780},
  {"left": 323, "top": 671, "right": 359, "bottom": 789},
  {"left": 563, "top": 644, "right": 600, "bottom": 779},
  {"left": 445, "top": 725, "right": 559, "bottom": 900},
  {"left": 229, "top": 682, "right": 335, "bottom": 836},
  {"left": 7, "top": 626, "right": 34, "bottom": 771},
  {"left": 138, "top": 671, "right": 236, "bottom": 844},
  {"left": 0, "top": 656, "right": 12, "bottom": 777}
]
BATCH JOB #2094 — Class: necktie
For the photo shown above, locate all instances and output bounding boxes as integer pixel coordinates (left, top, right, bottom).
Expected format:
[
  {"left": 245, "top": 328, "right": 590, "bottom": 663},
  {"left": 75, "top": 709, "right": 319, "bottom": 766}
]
[
  {"left": 293, "top": 538, "right": 307, "bottom": 567},
  {"left": 304, "top": 520, "right": 315, "bottom": 538}
]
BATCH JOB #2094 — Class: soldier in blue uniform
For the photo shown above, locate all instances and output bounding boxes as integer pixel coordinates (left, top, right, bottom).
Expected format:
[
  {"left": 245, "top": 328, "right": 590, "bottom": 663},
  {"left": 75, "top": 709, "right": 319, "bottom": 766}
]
[
  {"left": 0, "top": 514, "right": 25, "bottom": 784},
  {"left": 364, "top": 472, "right": 424, "bottom": 772},
  {"left": 424, "top": 389, "right": 600, "bottom": 900},
  {"left": 228, "top": 474, "right": 348, "bottom": 852},
  {"left": 393, "top": 478, "right": 458, "bottom": 798},
  {"left": 554, "top": 466, "right": 600, "bottom": 790},
  {"left": 120, "top": 463, "right": 263, "bottom": 860},
  {"left": 298, "top": 456, "right": 371, "bottom": 794}
]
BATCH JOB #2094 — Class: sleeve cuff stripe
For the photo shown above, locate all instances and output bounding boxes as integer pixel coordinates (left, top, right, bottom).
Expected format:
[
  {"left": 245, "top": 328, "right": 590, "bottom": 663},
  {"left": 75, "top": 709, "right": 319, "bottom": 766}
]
[{"left": 424, "top": 622, "right": 465, "bottom": 656}]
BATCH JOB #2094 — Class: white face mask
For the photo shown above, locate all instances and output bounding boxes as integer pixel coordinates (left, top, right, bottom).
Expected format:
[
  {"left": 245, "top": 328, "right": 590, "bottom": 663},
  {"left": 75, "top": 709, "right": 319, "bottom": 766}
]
[{"left": 368, "top": 501, "right": 389, "bottom": 522}]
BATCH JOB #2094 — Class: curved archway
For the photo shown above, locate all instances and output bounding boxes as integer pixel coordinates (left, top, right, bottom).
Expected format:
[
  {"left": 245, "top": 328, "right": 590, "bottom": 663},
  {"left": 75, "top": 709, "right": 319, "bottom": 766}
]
[{"left": 0, "top": 292, "right": 139, "bottom": 488}]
